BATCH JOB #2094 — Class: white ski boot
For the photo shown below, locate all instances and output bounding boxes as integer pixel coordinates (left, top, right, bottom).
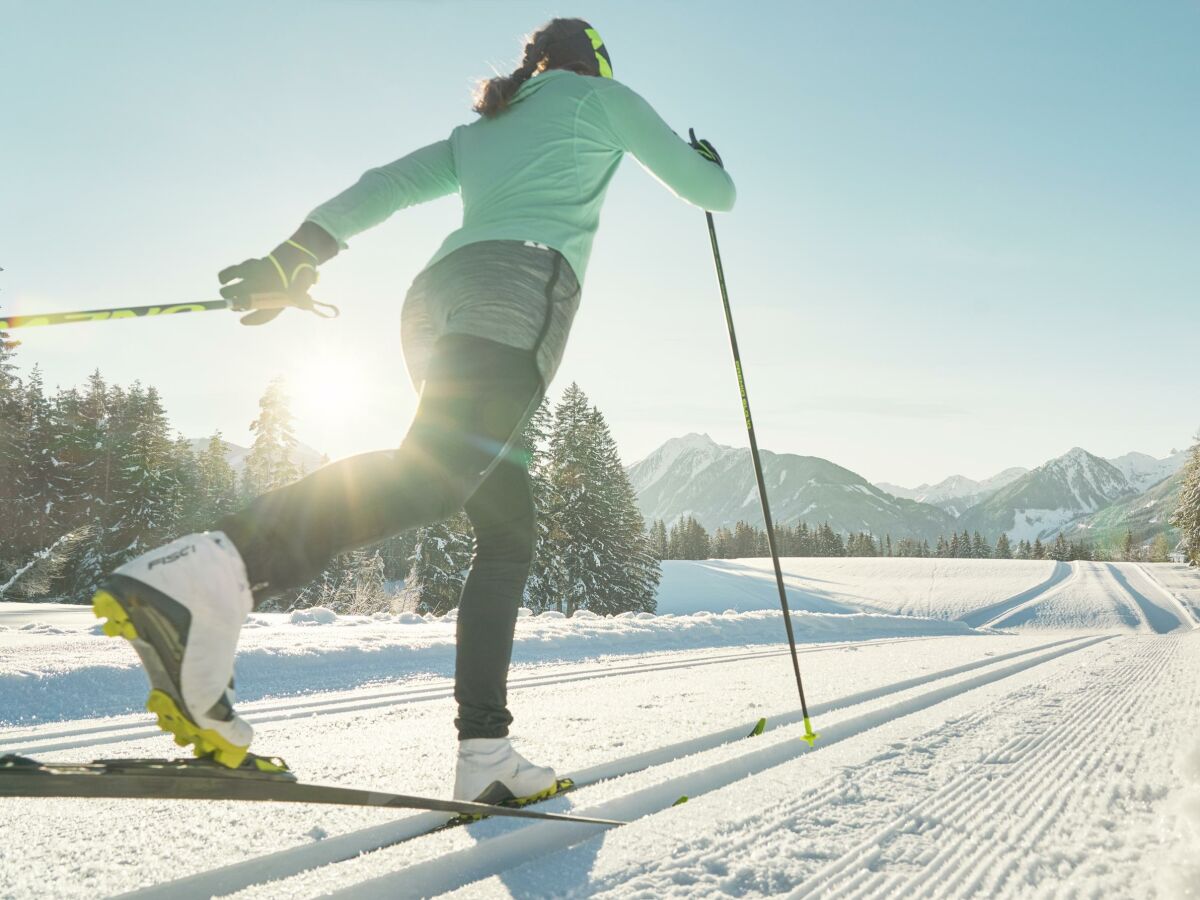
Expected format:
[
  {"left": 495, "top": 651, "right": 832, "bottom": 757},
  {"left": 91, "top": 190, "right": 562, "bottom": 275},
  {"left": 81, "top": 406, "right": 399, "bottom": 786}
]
[
  {"left": 92, "top": 531, "right": 254, "bottom": 768},
  {"left": 453, "top": 738, "right": 558, "bottom": 804}
]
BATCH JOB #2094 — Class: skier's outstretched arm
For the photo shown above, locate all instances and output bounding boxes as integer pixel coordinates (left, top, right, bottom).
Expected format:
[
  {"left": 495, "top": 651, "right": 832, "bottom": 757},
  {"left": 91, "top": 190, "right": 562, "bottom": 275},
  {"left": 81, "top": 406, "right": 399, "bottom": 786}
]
[
  {"left": 218, "top": 140, "right": 458, "bottom": 323},
  {"left": 306, "top": 139, "right": 459, "bottom": 247},
  {"left": 591, "top": 82, "right": 736, "bottom": 212}
]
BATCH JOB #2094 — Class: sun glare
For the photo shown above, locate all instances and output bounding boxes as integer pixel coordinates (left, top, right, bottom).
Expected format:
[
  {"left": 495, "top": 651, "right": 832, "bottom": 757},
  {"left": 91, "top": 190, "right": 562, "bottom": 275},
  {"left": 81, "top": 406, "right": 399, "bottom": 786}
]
[{"left": 288, "top": 352, "right": 370, "bottom": 440}]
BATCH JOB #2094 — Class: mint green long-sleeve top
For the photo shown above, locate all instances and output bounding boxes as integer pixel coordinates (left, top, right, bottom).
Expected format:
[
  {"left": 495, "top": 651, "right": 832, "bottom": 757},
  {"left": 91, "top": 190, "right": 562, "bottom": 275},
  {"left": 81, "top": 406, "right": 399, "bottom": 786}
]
[{"left": 306, "top": 69, "right": 736, "bottom": 283}]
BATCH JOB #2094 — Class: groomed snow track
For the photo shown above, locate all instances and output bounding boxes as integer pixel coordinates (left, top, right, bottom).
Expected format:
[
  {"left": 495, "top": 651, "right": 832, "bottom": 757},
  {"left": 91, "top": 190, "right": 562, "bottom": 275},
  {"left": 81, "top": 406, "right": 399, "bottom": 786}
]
[
  {"left": 118, "top": 635, "right": 1109, "bottom": 899},
  {"left": 973, "top": 561, "right": 1194, "bottom": 633},
  {"left": 788, "top": 634, "right": 1186, "bottom": 898},
  {"left": 2, "top": 638, "right": 911, "bottom": 757}
]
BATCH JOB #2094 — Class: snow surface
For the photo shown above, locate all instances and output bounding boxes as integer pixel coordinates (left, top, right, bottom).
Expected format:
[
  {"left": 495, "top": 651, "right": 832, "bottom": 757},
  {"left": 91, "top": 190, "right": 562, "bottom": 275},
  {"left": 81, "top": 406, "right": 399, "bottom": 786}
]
[
  {"left": 656, "top": 557, "right": 1062, "bottom": 622},
  {"left": 2, "top": 560, "right": 1200, "bottom": 898}
]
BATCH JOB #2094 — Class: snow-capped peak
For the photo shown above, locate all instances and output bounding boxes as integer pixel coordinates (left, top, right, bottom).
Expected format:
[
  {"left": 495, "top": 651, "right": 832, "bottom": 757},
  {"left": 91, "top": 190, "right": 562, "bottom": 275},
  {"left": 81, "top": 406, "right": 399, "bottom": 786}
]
[
  {"left": 628, "top": 433, "right": 726, "bottom": 494},
  {"left": 1105, "top": 449, "right": 1189, "bottom": 492}
]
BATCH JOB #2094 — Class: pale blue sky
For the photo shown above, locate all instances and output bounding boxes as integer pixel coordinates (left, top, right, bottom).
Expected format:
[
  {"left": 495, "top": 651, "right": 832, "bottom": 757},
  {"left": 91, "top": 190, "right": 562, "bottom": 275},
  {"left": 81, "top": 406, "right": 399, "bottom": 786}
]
[{"left": 2, "top": 0, "right": 1196, "bottom": 486}]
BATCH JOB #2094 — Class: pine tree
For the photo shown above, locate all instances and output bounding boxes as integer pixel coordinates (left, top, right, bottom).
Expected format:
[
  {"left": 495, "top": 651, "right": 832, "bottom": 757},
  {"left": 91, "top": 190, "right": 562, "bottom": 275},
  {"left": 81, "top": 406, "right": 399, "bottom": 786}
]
[
  {"left": 971, "top": 531, "right": 990, "bottom": 559},
  {"left": 1150, "top": 533, "right": 1171, "bottom": 563},
  {"left": 647, "top": 519, "right": 669, "bottom": 560},
  {"left": 712, "top": 526, "right": 734, "bottom": 559},
  {"left": 242, "top": 376, "right": 299, "bottom": 498},
  {"left": 61, "top": 373, "right": 113, "bottom": 600},
  {"left": 1120, "top": 528, "right": 1135, "bottom": 562},
  {"left": 516, "top": 396, "right": 557, "bottom": 613},
  {"left": 586, "top": 404, "right": 660, "bottom": 613},
  {"left": 1051, "top": 533, "right": 1069, "bottom": 562},
  {"left": 109, "top": 385, "right": 184, "bottom": 561},
  {"left": 192, "top": 432, "right": 239, "bottom": 528},
  {"left": 681, "top": 516, "right": 712, "bottom": 560},
  {"left": 1032, "top": 537, "right": 1045, "bottom": 560},
  {"left": 994, "top": 533, "right": 1012, "bottom": 559},
  {"left": 538, "top": 386, "right": 660, "bottom": 615},
  {"left": 0, "top": 324, "right": 21, "bottom": 576},
  {"left": 330, "top": 549, "right": 389, "bottom": 614},
  {"left": 9, "top": 367, "right": 60, "bottom": 556},
  {"left": 732, "top": 520, "right": 757, "bottom": 558},
  {"left": 406, "top": 513, "right": 473, "bottom": 615},
  {"left": 1171, "top": 435, "right": 1200, "bottom": 566},
  {"left": 542, "top": 385, "right": 612, "bottom": 614}
]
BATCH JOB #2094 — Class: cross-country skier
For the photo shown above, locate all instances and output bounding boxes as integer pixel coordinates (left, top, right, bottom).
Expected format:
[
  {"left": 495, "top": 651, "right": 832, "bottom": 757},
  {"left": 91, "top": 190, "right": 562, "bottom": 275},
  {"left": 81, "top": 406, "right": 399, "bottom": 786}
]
[{"left": 93, "top": 18, "right": 735, "bottom": 805}]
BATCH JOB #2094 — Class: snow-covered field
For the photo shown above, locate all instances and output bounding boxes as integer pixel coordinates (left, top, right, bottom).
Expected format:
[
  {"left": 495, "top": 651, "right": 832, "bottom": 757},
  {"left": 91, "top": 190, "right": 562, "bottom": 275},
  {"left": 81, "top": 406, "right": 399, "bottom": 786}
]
[{"left": 1, "top": 560, "right": 1199, "bottom": 898}]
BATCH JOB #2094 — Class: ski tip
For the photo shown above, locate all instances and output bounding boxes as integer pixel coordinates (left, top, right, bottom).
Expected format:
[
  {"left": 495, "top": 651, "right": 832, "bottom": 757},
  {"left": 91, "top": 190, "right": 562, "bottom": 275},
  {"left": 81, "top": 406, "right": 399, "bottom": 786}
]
[
  {"left": 748, "top": 717, "right": 767, "bottom": 738},
  {"left": 672, "top": 795, "right": 688, "bottom": 806}
]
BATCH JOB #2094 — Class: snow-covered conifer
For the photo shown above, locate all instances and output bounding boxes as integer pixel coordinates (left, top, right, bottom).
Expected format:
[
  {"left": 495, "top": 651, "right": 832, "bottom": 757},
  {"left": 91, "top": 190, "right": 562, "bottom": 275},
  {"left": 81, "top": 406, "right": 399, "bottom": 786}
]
[
  {"left": 994, "top": 533, "right": 1012, "bottom": 559},
  {"left": 192, "top": 432, "right": 240, "bottom": 528},
  {"left": 242, "top": 376, "right": 299, "bottom": 498},
  {"left": 541, "top": 384, "right": 659, "bottom": 614},
  {"left": 648, "top": 519, "right": 669, "bottom": 560},
  {"left": 406, "top": 514, "right": 473, "bottom": 614},
  {"left": 1170, "top": 437, "right": 1200, "bottom": 566}
]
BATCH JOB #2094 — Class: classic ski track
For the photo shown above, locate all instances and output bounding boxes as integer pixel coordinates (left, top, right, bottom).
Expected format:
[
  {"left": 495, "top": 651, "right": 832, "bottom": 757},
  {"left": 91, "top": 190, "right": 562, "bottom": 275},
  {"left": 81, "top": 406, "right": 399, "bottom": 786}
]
[
  {"left": 4, "top": 640, "right": 896, "bottom": 755},
  {"left": 982, "top": 562, "right": 1181, "bottom": 633},
  {"left": 117, "top": 636, "right": 1095, "bottom": 900},
  {"left": 791, "top": 635, "right": 1180, "bottom": 898},
  {"left": 323, "top": 637, "right": 1110, "bottom": 899},
  {"left": 956, "top": 560, "right": 1072, "bottom": 628},
  {"left": 978, "top": 562, "right": 1082, "bottom": 629},
  {"left": 1133, "top": 563, "right": 1200, "bottom": 629}
]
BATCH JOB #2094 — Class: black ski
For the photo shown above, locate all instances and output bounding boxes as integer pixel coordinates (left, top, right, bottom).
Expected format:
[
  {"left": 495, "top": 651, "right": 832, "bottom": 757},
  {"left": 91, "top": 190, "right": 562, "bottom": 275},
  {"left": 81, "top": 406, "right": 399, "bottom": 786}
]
[{"left": 0, "top": 754, "right": 622, "bottom": 827}]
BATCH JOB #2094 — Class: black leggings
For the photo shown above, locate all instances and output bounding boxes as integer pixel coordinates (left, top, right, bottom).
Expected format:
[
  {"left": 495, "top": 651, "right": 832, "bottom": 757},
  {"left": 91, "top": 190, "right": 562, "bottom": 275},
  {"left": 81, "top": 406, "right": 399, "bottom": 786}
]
[{"left": 219, "top": 333, "right": 543, "bottom": 739}]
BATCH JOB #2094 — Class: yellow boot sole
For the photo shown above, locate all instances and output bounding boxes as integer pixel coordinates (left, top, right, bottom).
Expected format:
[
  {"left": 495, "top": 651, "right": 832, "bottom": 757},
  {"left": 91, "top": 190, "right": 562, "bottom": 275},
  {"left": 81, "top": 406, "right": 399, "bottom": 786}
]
[
  {"left": 459, "top": 778, "right": 569, "bottom": 822},
  {"left": 145, "top": 690, "right": 249, "bottom": 769},
  {"left": 92, "top": 589, "right": 250, "bottom": 769},
  {"left": 92, "top": 590, "right": 139, "bottom": 641}
]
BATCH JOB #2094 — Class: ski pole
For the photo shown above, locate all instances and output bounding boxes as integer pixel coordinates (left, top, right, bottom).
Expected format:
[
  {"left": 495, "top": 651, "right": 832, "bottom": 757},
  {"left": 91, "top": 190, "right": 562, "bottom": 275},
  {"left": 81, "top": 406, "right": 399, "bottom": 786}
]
[
  {"left": 0, "top": 293, "right": 338, "bottom": 330},
  {"left": 694, "top": 144, "right": 819, "bottom": 747}
]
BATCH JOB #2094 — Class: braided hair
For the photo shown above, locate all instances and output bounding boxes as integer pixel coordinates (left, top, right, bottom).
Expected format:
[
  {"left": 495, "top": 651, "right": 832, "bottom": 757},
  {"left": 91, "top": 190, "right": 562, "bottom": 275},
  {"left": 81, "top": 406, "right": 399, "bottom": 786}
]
[{"left": 474, "top": 18, "right": 610, "bottom": 118}]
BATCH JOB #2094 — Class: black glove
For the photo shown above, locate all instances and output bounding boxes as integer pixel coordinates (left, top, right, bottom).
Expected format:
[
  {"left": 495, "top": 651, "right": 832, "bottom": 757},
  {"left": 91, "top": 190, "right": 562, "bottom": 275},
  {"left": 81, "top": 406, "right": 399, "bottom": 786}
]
[
  {"left": 688, "top": 128, "right": 724, "bottom": 169},
  {"left": 219, "top": 221, "right": 340, "bottom": 326}
]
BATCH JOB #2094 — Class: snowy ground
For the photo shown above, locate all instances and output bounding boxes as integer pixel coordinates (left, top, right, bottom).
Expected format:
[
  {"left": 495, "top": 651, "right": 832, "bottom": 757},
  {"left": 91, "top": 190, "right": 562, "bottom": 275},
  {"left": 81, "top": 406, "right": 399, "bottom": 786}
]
[{"left": 1, "top": 560, "right": 1199, "bottom": 898}]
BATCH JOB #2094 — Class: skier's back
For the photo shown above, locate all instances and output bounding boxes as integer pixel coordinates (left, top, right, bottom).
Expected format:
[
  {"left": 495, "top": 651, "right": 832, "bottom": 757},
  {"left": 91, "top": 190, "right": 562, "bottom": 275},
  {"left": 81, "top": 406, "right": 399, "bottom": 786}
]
[{"left": 93, "top": 17, "right": 734, "bottom": 805}]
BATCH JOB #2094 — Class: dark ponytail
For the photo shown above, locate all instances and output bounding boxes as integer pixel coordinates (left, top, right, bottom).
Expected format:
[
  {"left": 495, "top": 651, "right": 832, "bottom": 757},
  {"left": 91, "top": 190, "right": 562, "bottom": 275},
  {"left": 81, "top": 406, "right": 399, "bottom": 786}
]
[{"left": 474, "top": 18, "right": 606, "bottom": 118}]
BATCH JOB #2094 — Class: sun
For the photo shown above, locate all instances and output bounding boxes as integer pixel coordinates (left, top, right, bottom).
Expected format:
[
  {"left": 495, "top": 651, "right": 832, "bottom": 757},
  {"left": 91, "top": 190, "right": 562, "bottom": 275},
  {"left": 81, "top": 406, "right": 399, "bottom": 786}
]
[{"left": 287, "top": 351, "right": 370, "bottom": 438}]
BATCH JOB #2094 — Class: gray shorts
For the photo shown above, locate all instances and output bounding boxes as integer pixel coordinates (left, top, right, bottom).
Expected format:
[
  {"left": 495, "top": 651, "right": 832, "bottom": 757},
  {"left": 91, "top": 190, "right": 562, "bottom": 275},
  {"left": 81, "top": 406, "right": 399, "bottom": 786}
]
[{"left": 401, "top": 241, "right": 582, "bottom": 389}]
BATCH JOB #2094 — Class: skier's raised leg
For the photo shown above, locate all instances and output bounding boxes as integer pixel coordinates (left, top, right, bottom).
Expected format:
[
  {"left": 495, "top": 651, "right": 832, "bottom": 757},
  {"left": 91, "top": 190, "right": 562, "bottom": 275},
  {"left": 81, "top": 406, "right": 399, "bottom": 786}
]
[
  {"left": 93, "top": 532, "right": 255, "bottom": 767},
  {"left": 95, "top": 333, "right": 545, "bottom": 767}
]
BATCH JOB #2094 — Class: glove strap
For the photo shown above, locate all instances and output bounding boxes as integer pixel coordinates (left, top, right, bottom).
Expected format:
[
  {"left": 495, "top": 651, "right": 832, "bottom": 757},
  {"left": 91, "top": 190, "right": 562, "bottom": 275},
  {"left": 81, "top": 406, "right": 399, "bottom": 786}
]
[
  {"left": 267, "top": 241, "right": 319, "bottom": 289},
  {"left": 243, "top": 291, "right": 340, "bottom": 319}
]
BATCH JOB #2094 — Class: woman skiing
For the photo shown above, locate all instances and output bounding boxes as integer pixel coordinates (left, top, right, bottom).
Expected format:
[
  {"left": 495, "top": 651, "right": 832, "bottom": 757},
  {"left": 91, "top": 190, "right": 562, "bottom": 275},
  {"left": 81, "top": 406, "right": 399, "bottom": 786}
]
[{"left": 93, "top": 17, "right": 735, "bottom": 804}]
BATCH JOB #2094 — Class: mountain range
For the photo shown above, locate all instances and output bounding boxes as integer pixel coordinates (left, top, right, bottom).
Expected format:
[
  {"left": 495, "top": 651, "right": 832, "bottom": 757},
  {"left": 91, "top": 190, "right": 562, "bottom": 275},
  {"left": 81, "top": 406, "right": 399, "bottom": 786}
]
[
  {"left": 187, "top": 438, "right": 326, "bottom": 475},
  {"left": 876, "top": 468, "right": 1028, "bottom": 517},
  {"left": 628, "top": 434, "right": 956, "bottom": 542},
  {"left": 629, "top": 434, "right": 1189, "bottom": 547}
]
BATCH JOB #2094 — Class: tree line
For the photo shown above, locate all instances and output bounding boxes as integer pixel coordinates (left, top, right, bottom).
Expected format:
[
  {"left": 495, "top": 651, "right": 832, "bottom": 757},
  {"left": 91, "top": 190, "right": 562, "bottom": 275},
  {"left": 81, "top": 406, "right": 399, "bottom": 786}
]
[
  {"left": 648, "top": 517, "right": 1181, "bottom": 564},
  {"left": 0, "top": 328, "right": 659, "bottom": 614}
]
